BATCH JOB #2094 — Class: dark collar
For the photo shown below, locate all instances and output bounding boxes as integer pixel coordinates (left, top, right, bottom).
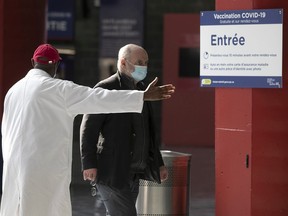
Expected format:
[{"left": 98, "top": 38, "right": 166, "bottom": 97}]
[{"left": 118, "top": 71, "right": 136, "bottom": 90}]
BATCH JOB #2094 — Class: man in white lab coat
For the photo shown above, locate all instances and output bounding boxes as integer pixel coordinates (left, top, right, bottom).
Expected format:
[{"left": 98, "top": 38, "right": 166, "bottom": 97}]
[{"left": 0, "top": 44, "right": 175, "bottom": 216}]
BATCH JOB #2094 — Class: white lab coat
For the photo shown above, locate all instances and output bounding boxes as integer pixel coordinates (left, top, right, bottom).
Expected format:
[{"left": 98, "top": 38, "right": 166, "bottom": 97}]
[{"left": 0, "top": 69, "right": 144, "bottom": 216}]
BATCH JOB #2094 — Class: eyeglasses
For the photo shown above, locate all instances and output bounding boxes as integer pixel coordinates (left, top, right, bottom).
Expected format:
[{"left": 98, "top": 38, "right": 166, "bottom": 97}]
[{"left": 90, "top": 180, "right": 97, "bottom": 197}]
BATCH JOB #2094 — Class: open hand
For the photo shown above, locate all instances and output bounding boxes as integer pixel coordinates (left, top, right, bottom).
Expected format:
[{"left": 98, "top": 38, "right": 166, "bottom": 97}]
[{"left": 144, "top": 77, "right": 175, "bottom": 101}]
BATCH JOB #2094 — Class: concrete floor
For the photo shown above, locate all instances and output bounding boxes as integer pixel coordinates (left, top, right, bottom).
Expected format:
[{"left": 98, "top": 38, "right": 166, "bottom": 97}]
[{"left": 71, "top": 146, "right": 215, "bottom": 216}]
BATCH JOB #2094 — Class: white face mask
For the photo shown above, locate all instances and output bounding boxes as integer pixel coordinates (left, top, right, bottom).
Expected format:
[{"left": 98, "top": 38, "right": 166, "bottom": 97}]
[
  {"left": 131, "top": 65, "right": 147, "bottom": 82},
  {"left": 53, "top": 63, "right": 59, "bottom": 78},
  {"left": 126, "top": 60, "right": 148, "bottom": 82}
]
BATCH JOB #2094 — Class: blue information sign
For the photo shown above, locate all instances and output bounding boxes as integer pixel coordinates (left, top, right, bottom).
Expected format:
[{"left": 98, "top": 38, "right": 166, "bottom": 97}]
[
  {"left": 200, "top": 9, "right": 283, "bottom": 88},
  {"left": 100, "top": 0, "right": 144, "bottom": 58},
  {"left": 47, "top": 0, "right": 75, "bottom": 41}
]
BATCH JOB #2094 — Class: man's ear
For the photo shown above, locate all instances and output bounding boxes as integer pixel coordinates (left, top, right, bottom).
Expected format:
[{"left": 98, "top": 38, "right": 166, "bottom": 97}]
[
  {"left": 120, "top": 58, "right": 126, "bottom": 67},
  {"left": 118, "top": 58, "right": 126, "bottom": 72}
]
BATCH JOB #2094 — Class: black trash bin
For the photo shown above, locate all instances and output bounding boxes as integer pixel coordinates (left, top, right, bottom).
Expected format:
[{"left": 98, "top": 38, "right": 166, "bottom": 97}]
[{"left": 136, "top": 150, "right": 191, "bottom": 216}]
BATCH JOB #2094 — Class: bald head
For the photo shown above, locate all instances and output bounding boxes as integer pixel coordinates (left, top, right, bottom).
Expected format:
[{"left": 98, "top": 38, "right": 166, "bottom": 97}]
[
  {"left": 118, "top": 44, "right": 145, "bottom": 60},
  {"left": 117, "top": 44, "right": 148, "bottom": 79}
]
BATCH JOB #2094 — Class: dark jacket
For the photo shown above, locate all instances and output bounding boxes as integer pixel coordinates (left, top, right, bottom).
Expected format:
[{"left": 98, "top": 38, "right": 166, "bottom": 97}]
[{"left": 80, "top": 72, "right": 164, "bottom": 189}]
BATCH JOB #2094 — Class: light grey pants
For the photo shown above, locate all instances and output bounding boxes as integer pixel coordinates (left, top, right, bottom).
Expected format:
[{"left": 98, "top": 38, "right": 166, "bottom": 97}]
[{"left": 96, "top": 177, "right": 139, "bottom": 216}]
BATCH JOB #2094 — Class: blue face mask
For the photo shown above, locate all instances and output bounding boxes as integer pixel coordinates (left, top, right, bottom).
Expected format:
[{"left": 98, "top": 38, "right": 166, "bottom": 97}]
[{"left": 131, "top": 65, "right": 147, "bottom": 82}]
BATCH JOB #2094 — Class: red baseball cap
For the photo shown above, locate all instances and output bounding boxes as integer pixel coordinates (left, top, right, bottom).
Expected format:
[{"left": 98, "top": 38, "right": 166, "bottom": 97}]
[{"left": 32, "top": 44, "right": 62, "bottom": 64}]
